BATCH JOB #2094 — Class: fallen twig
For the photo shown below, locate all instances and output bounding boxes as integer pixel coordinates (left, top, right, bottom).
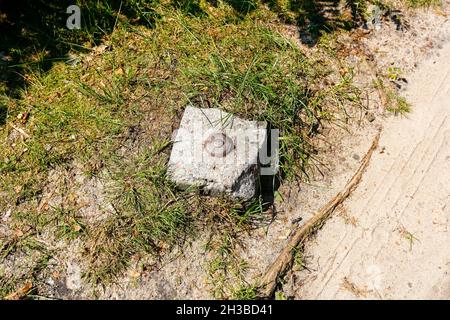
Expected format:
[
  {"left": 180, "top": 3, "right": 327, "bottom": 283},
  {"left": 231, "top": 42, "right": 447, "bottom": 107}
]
[{"left": 258, "top": 130, "right": 381, "bottom": 298}]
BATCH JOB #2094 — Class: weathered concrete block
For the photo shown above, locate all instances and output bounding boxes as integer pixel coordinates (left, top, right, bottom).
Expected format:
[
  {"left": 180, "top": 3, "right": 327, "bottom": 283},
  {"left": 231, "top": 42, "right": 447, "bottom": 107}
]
[{"left": 168, "top": 106, "right": 267, "bottom": 201}]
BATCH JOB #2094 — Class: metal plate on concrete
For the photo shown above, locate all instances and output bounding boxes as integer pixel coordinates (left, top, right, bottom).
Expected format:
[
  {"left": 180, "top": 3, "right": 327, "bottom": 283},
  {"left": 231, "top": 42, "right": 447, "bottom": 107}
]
[{"left": 168, "top": 106, "right": 267, "bottom": 200}]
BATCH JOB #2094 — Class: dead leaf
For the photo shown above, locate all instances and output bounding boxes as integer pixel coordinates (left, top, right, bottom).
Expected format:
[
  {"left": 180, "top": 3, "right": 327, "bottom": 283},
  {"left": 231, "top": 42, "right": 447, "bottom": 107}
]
[
  {"left": 93, "top": 44, "right": 109, "bottom": 55},
  {"left": 17, "top": 112, "right": 29, "bottom": 124},
  {"left": 114, "top": 67, "right": 124, "bottom": 76},
  {"left": 14, "top": 229, "right": 24, "bottom": 238},
  {"left": 10, "top": 124, "right": 30, "bottom": 139}
]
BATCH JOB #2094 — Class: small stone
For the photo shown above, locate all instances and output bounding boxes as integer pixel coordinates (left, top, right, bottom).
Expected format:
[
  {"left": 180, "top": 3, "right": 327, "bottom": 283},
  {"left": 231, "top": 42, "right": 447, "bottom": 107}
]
[
  {"left": 366, "top": 112, "right": 376, "bottom": 122},
  {"left": 352, "top": 154, "right": 360, "bottom": 161}
]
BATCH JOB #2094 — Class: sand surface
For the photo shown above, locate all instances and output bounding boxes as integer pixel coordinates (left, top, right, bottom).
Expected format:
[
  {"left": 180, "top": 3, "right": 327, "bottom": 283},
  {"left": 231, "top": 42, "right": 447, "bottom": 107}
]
[{"left": 293, "top": 41, "right": 450, "bottom": 300}]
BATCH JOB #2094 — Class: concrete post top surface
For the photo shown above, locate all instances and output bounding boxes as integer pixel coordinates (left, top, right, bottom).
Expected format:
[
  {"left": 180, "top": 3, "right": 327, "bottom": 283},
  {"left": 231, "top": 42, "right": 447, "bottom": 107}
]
[{"left": 168, "top": 106, "right": 267, "bottom": 200}]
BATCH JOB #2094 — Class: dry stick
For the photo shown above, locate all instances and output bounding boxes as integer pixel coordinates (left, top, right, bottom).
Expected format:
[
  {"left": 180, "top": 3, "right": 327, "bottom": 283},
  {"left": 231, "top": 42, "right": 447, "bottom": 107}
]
[{"left": 259, "top": 130, "right": 381, "bottom": 298}]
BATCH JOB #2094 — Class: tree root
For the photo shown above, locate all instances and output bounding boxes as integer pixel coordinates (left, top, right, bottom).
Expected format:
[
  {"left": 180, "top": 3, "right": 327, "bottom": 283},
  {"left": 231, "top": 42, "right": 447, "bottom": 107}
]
[{"left": 258, "top": 130, "right": 381, "bottom": 298}]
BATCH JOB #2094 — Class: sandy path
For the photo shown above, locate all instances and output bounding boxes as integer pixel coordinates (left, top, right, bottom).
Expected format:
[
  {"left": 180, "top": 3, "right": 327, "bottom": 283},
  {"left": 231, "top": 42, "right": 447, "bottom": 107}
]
[{"left": 296, "top": 42, "right": 450, "bottom": 299}]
